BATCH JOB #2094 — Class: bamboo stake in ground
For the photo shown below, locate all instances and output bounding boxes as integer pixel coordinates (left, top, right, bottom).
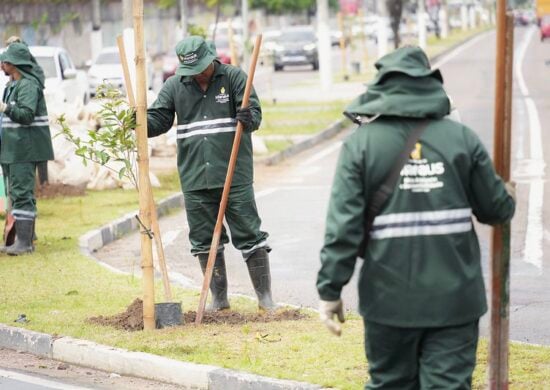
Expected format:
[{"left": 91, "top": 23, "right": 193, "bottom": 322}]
[
  {"left": 195, "top": 35, "right": 263, "bottom": 325},
  {"left": 132, "top": 0, "right": 155, "bottom": 330},
  {"left": 489, "top": 7, "right": 514, "bottom": 389},
  {"left": 117, "top": 36, "right": 173, "bottom": 302}
]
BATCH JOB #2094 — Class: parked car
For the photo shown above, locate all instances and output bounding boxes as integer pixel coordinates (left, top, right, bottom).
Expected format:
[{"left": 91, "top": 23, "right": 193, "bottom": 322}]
[
  {"left": 258, "top": 29, "right": 281, "bottom": 64},
  {"left": 540, "top": 15, "right": 550, "bottom": 40},
  {"left": 29, "top": 46, "right": 89, "bottom": 110},
  {"left": 273, "top": 26, "right": 319, "bottom": 71},
  {"left": 87, "top": 46, "right": 153, "bottom": 97},
  {"left": 212, "top": 36, "right": 242, "bottom": 65}
]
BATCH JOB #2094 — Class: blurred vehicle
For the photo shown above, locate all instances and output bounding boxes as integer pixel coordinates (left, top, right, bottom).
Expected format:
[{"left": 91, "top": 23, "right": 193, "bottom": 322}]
[
  {"left": 209, "top": 20, "right": 243, "bottom": 42},
  {"left": 258, "top": 29, "right": 281, "bottom": 64},
  {"left": 87, "top": 46, "right": 152, "bottom": 97},
  {"left": 515, "top": 10, "right": 532, "bottom": 25},
  {"left": 273, "top": 26, "right": 319, "bottom": 71},
  {"left": 213, "top": 36, "right": 243, "bottom": 65},
  {"left": 541, "top": 15, "right": 550, "bottom": 40},
  {"left": 30, "top": 46, "right": 89, "bottom": 110}
]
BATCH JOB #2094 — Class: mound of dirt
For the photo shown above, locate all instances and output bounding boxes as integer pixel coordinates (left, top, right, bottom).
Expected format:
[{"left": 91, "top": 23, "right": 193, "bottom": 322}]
[
  {"left": 87, "top": 298, "right": 308, "bottom": 331},
  {"left": 36, "top": 183, "right": 86, "bottom": 199},
  {"left": 87, "top": 298, "right": 144, "bottom": 331}
]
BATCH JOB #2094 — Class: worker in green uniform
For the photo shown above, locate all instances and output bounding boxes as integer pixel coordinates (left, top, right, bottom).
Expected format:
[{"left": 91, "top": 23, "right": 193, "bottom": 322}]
[
  {"left": 316, "top": 46, "right": 516, "bottom": 389},
  {"left": 0, "top": 42, "right": 54, "bottom": 255},
  {"left": 146, "top": 36, "right": 275, "bottom": 311}
]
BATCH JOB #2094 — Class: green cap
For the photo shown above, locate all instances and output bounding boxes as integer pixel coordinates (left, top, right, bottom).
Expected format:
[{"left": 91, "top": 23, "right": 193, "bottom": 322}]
[
  {"left": 370, "top": 46, "right": 443, "bottom": 86},
  {"left": 175, "top": 36, "right": 217, "bottom": 76},
  {"left": 0, "top": 42, "right": 35, "bottom": 67}
]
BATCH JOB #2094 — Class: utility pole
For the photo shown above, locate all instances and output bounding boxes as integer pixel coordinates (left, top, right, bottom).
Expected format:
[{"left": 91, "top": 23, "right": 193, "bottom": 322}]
[
  {"left": 242, "top": 0, "right": 250, "bottom": 68},
  {"left": 418, "top": 0, "right": 427, "bottom": 49},
  {"left": 376, "top": 0, "right": 389, "bottom": 58},
  {"left": 179, "top": 0, "right": 188, "bottom": 37},
  {"left": 317, "top": 0, "right": 332, "bottom": 90},
  {"left": 90, "top": 0, "right": 102, "bottom": 62}
]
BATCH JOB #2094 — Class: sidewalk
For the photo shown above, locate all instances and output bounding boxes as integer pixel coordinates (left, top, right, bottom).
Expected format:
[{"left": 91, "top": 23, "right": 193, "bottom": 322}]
[{"left": 0, "top": 30, "right": 493, "bottom": 390}]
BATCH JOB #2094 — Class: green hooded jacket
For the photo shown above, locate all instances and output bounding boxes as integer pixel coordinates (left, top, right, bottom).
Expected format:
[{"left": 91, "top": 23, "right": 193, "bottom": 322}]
[
  {"left": 0, "top": 42, "right": 54, "bottom": 163},
  {"left": 147, "top": 60, "right": 261, "bottom": 192},
  {"left": 317, "top": 47, "right": 515, "bottom": 327}
]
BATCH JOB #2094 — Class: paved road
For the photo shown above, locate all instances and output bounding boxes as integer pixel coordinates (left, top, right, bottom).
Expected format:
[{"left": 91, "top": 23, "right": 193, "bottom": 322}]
[
  {"left": 96, "top": 27, "right": 550, "bottom": 344},
  {"left": 0, "top": 348, "right": 181, "bottom": 390}
]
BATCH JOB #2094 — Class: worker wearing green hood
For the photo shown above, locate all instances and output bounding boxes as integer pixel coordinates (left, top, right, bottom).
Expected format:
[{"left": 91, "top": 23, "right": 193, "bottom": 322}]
[
  {"left": 317, "top": 46, "right": 515, "bottom": 388},
  {"left": 0, "top": 42, "right": 54, "bottom": 255}
]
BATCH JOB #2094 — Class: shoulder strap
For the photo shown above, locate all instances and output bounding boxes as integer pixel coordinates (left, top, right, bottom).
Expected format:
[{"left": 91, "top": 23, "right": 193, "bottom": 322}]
[{"left": 357, "top": 120, "right": 429, "bottom": 257}]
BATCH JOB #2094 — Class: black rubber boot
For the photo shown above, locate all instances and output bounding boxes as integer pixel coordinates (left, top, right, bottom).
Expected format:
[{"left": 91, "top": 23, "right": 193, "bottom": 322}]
[
  {"left": 246, "top": 248, "right": 277, "bottom": 311},
  {"left": 6, "top": 219, "right": 35, "bottom": 256},
  {"left": 198, "top": 252, "right": 230, "bottom": 311}
]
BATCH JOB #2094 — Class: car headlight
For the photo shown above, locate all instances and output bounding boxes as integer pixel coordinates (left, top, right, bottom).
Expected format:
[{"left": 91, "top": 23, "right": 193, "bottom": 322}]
[{"left": 303, "top": 43, "right": 316, "bottom": 51}]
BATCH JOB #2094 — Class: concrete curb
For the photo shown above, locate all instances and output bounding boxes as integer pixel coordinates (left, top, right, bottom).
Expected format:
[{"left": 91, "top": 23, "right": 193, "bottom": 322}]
[
  {"left": 0, "top": 324, "right": 321, "bottom": 389},
  {"left": 78, "top": 192, "right": 184, "bottom": 254}
]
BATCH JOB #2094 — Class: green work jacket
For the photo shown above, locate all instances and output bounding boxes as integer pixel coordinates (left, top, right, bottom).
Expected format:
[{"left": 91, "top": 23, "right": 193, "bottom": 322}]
[
  {"left": 1, "top": 78, "right": 54, "bottom": 164},
  {"left": 147, "top": 61, "right": 261, "bottom": 192},
  {"left": 317, "top": 48, "right": 515, "bottom": 328}
]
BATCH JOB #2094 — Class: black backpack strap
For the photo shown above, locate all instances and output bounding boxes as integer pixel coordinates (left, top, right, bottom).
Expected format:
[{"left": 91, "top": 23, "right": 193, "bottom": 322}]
[{"left": 357, "top": 120, "right": 430, "bottom": 257}]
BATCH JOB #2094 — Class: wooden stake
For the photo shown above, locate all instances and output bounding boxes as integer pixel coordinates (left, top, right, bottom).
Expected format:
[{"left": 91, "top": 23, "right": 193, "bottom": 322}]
[
  {"left": 132, "top": 0, "right": 155, "bottom": 330},
  {"left": 195, "top": 35, "right": 263, "bottom": 325},
  {"left": 489, "top": 7, "right": 514, "bottom": 389},
  {"left": 117, "top": 36, "right": 173, "bottom": 303}
]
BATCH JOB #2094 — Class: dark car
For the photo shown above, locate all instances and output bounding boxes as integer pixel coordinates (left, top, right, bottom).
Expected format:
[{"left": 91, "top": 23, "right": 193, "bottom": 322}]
[{"left": 273, "top": 26, "right": 319, "bottom": 71}]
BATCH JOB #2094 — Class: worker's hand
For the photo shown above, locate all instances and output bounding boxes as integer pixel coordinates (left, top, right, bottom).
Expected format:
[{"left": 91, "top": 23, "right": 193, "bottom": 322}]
[
  {"left": 236, "top": 106, "right": 253, "bottom": 132},
  {"left": 0, "top": 102, "right": 7, "bottom": 113},
  {"left": 505, "top": 181, "right": 516, "bottom": 203},
  {"left": 319, "top": 299, "right": 345, "bottom": 336}
]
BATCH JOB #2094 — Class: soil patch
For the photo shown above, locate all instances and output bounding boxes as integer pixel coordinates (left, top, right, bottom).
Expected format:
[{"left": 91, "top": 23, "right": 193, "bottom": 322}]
[
  {"left": 87, "top": 299, "right": 309, "bottom": 331},
  {"left": 36, "top": 183, "right": 86, "bottom": 199},
  {"left": 87, "top": 298, "right": 144, "bottom": 331}
]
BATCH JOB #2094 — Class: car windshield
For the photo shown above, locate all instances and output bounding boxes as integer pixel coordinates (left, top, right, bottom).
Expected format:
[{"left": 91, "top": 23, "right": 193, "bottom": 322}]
[
  {"left": 34, "top": 56, "right": 57, "bottom": 78},
  {"left": 95, "top": 52, "right": 120, "bottom": 65},
  {"left": 279, "top": 30, "right": 315, "bottom": 42}
]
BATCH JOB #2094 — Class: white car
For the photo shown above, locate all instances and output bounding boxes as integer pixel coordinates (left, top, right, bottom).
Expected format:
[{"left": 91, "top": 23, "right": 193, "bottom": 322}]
[
  {"left": 87, "top": 46, "right": 153, "bottom": 97},
  {"left": 29, "top": 46, "right": 89, "bottom": 111}
]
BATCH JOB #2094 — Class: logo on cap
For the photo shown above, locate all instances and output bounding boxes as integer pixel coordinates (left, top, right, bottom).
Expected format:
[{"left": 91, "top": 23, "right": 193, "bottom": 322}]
[{"left": 179, "top": 52, "right": 198, "bottom": 65}]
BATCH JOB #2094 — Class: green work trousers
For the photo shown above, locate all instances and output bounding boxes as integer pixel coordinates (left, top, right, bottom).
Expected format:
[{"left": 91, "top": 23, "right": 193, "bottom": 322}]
[
  {"left": 183, "top": 184, "right": 269, "bottom": 258},
  {"left": 364, "top": 319, "right": 479, "bottom": 390},
  {"left": 2, "top": 162, "right": 37, "bottom": 220}
]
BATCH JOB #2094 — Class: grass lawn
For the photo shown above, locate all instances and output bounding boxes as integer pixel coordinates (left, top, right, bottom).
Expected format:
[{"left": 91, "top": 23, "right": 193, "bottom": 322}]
[
  {"left": 260, "top": 100, "right": 348, "bottom": 137},
  {"left": 0, "top": 171, "right": 550, "bottom": 388}
]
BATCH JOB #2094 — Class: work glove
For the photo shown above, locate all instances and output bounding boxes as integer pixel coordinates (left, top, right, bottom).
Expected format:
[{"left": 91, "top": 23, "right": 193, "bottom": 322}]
[
  {"left": 236, "top": 106, "right": 253, "bottom": 132},
  {"left": 505, "top": 181, "right": 516, "bottom": 203},
  {"left": 0, "top": 102, "right": 7, "bottom": 113},
  {"left": 319, "top": 299, "right": 345, "bottom": 336}
]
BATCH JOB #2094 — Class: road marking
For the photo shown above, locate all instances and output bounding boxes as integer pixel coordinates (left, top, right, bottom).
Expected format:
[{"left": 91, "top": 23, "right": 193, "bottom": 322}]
[
  {"left": 515, "top": 26, "right": 545, "bottom": 271},
  {"left": 431, "top": 32, "right": 490, "bottom": 69},
  {"left": 256, "top": 188, "right": 278, "bottom": 199},
  {"left": 0, "top": 368, "right": 92, "bottom": 389},
  {"left": 299, "top": 141, "right": 343, "bottom": 166}
]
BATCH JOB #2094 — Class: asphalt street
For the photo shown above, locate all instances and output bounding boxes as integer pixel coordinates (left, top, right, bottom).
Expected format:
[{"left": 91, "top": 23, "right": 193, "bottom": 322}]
[
  {"left": 0, "top": 348, "right": 182, "bottom": 390},
  {"left": 95, "top": 27, "right": 550, "bottom": 344}
]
